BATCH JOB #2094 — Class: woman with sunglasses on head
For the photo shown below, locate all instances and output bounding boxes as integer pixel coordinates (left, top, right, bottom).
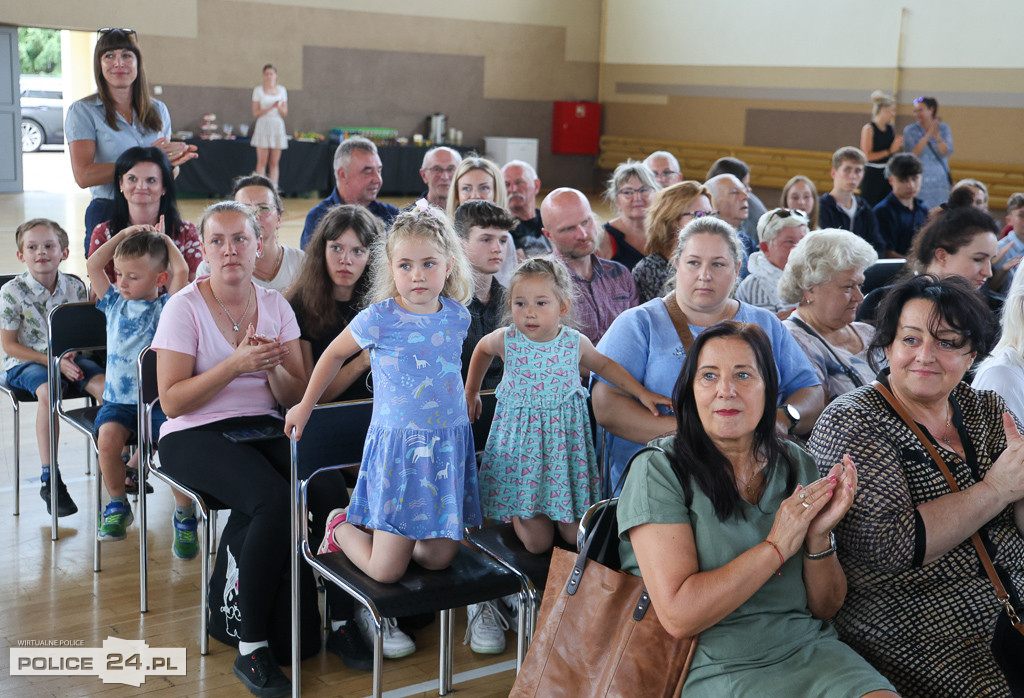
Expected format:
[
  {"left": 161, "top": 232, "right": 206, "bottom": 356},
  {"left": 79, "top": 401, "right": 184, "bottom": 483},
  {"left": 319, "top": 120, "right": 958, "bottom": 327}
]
[
  {"left": 903, "top": 96, "right": 953, "bottom": 210},
  {"left": 599, "top": 160, "right": 660, "bottom": 270},
  {"left": 633, "top": 180, "right": 714, "bottom": 303},
  {"left": 66, "top": 28, "right": 197, "bottom": 254}
]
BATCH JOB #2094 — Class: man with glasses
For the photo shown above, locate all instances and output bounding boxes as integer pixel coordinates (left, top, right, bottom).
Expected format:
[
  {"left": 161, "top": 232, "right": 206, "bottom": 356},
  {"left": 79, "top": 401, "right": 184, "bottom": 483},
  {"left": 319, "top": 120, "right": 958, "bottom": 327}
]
[
  {"left": 541, "top": 188, "right": 638, "bottom": 343},
  {"left": 300, "top": 136, "right": 399, "bottom": 249},
  {"left": 417, "top": 146, "right": 462, "bottom": 209},
  {"left": 502, "top": 160, "right": 549, "bottom": 255},
  {"left": 644, "top": 151, "right": 683, "bottom": 188},
  {"left": 706, "top": 157, "right": 767, "bottom": 244}
]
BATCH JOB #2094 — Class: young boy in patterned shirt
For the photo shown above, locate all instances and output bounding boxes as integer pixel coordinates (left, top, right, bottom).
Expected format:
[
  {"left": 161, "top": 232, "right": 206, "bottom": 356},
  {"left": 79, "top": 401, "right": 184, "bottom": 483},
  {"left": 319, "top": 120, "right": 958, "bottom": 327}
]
[
  {"left": 0, "top": 219, "right": 105, "bottom": 516},
  {"left": 87, "top": 225, "right": 187, "bottom": 541}
]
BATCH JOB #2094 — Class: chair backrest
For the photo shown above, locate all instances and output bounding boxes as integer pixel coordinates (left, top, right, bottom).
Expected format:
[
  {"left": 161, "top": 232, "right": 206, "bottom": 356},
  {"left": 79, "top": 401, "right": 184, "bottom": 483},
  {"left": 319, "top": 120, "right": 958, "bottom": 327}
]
[
  {"left": 138, "top": 346, "right": 159, "bottom": 406},
  {"left": 862, "top": 258, "right": 906, "bottom": 295},
  {"left": 472, "top": 390, "right": 497, "bottom": 454},
  {"left": 293, "top": 399, "right": 374, "bottom": 481},
  {"left": 48, "top": 302, "right": 106, "bottom": 357},
  {"left": 577, "top": 498, "right": 621, "bottom": 570}
]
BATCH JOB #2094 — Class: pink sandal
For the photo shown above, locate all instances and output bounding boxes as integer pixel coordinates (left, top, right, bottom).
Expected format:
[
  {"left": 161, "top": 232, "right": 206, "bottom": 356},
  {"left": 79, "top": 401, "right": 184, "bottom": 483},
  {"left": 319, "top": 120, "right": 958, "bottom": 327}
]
[{"left": 319, "top": 508, "right": 347, "bottom": 554}]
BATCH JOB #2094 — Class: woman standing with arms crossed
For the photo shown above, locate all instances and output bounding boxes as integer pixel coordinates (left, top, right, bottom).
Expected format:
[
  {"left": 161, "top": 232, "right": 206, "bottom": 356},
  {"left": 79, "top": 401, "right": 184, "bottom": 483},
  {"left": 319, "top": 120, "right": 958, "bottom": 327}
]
[
  {"left": 859, "top": 91, "right": 903, "bottom": 207},
  {"left": 251, "top": 64, "right": 288, "bottom": 188},
  {"left": 67, "top": 28, "right": 197, "bottom": 253}
]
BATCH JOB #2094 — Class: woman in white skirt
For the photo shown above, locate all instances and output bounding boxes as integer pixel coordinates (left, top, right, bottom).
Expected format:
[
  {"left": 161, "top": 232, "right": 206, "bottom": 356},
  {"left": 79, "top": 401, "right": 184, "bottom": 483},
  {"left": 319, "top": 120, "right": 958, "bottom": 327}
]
[{"left": 251, "top": 64, "right": 288, "bottom": 188}]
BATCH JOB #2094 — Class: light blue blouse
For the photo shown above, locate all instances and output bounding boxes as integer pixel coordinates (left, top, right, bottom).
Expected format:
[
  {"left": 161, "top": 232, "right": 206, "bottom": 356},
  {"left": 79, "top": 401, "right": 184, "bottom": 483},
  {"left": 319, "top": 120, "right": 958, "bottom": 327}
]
[
  {"left": 593, "top": 298, "right": 820, "bottom": 489},
  {"left": 64, "top": 95, "right": 172, "bottom": 201}
]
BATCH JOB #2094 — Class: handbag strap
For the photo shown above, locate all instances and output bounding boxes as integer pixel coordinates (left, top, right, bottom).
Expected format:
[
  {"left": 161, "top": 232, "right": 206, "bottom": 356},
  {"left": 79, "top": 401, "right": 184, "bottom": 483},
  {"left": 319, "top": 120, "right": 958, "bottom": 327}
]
[
  {"left": 788, "top": 315, "right": 864, "bottom": 388},
  {"left": 663, "top": 294, "right": 694, "bottom": 352},
  {"left": 872, "top": 380, "right": 1024, "bottom": 634}
]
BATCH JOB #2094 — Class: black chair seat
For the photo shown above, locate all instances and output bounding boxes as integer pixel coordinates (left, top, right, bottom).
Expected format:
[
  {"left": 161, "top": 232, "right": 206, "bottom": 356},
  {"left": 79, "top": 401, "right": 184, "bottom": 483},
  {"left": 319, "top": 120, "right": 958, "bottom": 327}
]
[
  {"left": 315, "top": 546, "right": 522, "bottom": 619},
  {"left": 63, "top": 405, "right": 100, "bottom": 434},
  {"left": 467, "top": 523, "right": 557, "bottom": 590}
]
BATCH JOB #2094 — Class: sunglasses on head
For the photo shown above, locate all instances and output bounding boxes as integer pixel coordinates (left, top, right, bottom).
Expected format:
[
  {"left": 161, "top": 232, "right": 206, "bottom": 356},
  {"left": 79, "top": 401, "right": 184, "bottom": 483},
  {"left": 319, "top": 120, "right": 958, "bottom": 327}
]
[
  {"left": 97, "top": 28, "right": 137, "bottom": 39},
  {"left": 768, "top": 208, "right": 808, "bottom": 222}
]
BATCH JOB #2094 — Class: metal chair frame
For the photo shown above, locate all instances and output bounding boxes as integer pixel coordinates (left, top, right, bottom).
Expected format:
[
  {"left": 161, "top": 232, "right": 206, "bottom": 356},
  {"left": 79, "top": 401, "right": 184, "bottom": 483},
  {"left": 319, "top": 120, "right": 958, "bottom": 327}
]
[
  {"left": 290, "top": 397, "right": 525, "bottom": 698},
  {"left": 46, "top": 302, "right": 104, "bottom": 543},
  {"left": 136, "top": 346, "right": 221, "bottom": 655}
]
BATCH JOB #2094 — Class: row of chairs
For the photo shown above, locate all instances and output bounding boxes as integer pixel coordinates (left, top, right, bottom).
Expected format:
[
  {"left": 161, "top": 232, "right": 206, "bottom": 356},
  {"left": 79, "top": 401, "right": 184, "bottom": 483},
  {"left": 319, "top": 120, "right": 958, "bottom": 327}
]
[
  {"left": 126, "top": 345, "right": 567, "bottom": 697},
  {"left": 2, "top": 292, "right": 613, "bottom": 696}
]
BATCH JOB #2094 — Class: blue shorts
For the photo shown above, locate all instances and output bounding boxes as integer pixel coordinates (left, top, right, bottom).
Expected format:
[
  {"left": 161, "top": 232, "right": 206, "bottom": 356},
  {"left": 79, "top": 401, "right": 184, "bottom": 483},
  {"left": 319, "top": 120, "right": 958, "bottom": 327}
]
[
  {"left": 5, "top": 357, "right": 104, "bottom": 396},
  {"left": 94, "top": 402, "right": 167, "bottom": 442}
]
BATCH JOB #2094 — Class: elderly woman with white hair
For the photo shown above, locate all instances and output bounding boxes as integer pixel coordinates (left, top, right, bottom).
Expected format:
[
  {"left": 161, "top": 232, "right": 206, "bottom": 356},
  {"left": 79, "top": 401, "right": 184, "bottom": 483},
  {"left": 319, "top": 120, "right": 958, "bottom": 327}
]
[
  {"left": 779, "top": 229, "right": 879, "bottom": 403},
  {"left": 735, "top": 208, "right": 809, "bottom": 316},
  {"left": 598, "top": 160, "right": 660, "bottom": 270},
  {"left": 973, "top": 268, "right": 1024, "bottom": 418}
]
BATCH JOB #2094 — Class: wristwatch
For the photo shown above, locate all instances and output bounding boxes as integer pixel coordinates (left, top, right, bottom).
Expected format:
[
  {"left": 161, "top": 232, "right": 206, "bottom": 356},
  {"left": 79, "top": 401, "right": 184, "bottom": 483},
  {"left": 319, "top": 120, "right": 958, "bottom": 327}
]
[
  {"left": 782, "top": 404, "right": 801, "bottom": 435},
  {"left": 805, "top": 531, "right": 837, "bottom": 560}
]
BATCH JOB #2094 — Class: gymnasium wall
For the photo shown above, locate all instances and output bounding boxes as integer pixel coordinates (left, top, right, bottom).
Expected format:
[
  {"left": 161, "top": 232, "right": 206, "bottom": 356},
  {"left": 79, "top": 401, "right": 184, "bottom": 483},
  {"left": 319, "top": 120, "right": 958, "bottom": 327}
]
[
  {"left": 601, "top": 0, "right": 1024, "bottom": 176},
  {"left": 2, "top": 0, "right": 601, "bottom": 189}
]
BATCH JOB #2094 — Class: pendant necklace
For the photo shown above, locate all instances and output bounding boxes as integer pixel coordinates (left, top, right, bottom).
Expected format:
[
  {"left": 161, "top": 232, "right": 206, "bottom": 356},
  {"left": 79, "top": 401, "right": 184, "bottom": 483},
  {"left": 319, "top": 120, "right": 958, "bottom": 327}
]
[{"left": 211, "top": 284, "right": 252, "bottom": 332}]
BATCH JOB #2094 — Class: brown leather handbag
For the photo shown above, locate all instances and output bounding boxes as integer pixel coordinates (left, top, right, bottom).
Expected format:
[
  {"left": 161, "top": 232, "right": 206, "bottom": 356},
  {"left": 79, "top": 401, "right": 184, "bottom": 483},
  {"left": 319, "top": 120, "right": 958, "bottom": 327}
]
[{"left": 511, "top": 448, "right": 698, "bottom": 697}]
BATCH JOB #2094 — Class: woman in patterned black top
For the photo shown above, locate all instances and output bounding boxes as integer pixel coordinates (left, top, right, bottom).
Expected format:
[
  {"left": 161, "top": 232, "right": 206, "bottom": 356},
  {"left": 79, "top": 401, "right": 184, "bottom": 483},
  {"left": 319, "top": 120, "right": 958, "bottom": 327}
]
[{"left": 808, "top": 274, "right": 1024, "bottom": 697}]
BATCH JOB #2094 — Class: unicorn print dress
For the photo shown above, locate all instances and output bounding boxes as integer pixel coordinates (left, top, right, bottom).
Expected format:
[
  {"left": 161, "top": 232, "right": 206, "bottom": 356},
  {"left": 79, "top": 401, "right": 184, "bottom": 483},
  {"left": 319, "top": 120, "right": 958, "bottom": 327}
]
[
  {"left": 479, "top": 326, "right": 601, "bottom": 523},
  {"left": 346, "top": 297, "right": 482, "bottom": 539}
]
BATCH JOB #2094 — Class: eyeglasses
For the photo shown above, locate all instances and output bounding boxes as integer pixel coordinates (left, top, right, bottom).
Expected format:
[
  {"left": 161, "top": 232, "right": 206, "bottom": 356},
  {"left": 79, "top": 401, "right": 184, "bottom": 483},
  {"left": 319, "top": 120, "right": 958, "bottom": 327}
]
[
  {"left": 618, "top": 186, "right": 655, "bottom": 198},
  {"left": 97, "top": 28, "right": 137, "bottom": 39},
  {"left": 426, "top": 166, "right": 457, "bottom": 176},
  {"left": 680, "top": 210, "right": 718, "bottom": 220},
  {"left": 250, "top": 204, "right": 277, "bottom": 215},
  {"left": 653, "top": 170, "right": 680, "bottom": 178}
]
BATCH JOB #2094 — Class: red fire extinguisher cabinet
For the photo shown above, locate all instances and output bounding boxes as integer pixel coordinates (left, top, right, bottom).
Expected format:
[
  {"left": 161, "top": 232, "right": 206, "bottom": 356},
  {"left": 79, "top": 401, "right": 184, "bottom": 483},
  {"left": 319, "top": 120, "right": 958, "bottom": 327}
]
[{"left": 551, "top": 101, "right": 601, "bottom": 155}]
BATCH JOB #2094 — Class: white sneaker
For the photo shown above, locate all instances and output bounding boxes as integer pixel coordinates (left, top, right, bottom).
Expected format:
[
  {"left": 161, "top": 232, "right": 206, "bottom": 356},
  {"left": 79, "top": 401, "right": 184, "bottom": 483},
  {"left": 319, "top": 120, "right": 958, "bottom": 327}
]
[
  {"left": 355, "top": 606, "right": 416, "bottom": 659},
  {"left": 464, "top": 601, "right": 509, "bottom": 654},
  {"left": 499, "top": 593, "right": 520, "bottom": 632}
]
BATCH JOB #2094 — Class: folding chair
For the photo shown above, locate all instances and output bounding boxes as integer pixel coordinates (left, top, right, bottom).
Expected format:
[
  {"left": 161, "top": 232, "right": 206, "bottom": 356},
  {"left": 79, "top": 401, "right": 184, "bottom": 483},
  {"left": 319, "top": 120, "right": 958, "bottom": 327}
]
[
  {"left": 46, "top": 302, "right": 104, "bottom": 542},
  {"left": 0, "top": 275, "right": 95, "bottom": 516},
  {"left": 290, "top": 399, "right": 525, "bottom": 697},
  {"left": 136, "top": 347, "right": 226, "bottom": 654}
]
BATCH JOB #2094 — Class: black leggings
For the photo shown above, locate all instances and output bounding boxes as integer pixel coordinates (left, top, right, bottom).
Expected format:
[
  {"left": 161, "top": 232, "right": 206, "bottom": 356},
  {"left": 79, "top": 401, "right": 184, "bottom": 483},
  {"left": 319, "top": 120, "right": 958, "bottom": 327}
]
[{"left": 160, "top": 415, "right": 352, "bottom": 642}]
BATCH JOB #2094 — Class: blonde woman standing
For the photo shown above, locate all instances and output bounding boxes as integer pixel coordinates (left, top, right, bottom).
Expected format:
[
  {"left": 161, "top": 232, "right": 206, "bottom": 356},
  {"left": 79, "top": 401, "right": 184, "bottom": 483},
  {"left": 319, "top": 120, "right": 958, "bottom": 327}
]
[{"left": 859, "top": 90, "right": 903, "bottom": 207}]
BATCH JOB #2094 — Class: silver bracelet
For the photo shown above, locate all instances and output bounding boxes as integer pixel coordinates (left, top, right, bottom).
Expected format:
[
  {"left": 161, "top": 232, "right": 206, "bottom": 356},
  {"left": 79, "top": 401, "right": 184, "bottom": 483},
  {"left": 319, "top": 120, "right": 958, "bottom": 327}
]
[{"left": 804, "top": 531, "right": 836, "bottom": 560}]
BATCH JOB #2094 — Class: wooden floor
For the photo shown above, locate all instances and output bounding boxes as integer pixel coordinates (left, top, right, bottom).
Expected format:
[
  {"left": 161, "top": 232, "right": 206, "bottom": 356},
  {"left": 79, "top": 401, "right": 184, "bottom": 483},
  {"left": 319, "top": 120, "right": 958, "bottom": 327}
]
[{"left": 0, "top": 152, "right": 551, "bottom": 696}]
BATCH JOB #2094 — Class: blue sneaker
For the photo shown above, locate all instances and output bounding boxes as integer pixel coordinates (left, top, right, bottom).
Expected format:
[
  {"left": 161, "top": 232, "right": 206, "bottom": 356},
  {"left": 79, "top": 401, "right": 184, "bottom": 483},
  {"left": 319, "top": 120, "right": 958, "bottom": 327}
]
[
  {"left": 172, "top": 515, "right": 199, "bottom": 560},
  {"left": 97, "top": 500, "right": 134, "bottom": 541}
]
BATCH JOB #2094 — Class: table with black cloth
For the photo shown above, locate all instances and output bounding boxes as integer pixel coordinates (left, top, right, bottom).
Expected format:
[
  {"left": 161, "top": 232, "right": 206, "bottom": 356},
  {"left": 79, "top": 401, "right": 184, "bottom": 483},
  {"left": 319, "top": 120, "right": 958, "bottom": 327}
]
[{"left": 175, "top": 139, "right": 476, "bottom": 198}]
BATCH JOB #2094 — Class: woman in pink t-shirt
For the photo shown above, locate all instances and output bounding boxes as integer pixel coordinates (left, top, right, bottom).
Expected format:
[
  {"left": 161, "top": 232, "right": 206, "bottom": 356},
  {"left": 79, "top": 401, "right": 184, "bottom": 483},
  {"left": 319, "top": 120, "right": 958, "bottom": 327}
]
[{"left": 152, "top": 201, "right": 362, "bottom": 695}]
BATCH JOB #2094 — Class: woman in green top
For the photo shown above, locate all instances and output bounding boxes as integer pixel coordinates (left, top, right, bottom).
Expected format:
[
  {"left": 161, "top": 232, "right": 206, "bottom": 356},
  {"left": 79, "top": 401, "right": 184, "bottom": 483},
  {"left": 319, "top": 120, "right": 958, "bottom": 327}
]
[{"left": 617, "top": 321, "right": 897, "bottom": 697}]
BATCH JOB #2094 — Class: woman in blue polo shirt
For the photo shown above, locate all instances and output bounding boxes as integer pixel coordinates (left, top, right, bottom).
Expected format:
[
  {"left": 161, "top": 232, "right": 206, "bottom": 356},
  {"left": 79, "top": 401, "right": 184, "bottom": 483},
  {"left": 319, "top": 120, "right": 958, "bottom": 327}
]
[{"left": 66, "top": 28, "right": 197, "bottom": 253}]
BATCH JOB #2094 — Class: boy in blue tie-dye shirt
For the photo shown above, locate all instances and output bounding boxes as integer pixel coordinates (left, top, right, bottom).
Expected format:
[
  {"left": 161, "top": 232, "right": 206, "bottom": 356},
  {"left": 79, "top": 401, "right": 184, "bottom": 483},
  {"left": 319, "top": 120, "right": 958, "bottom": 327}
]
[{"left": 86, "top": 225, "right": 187, "bottom": 542}]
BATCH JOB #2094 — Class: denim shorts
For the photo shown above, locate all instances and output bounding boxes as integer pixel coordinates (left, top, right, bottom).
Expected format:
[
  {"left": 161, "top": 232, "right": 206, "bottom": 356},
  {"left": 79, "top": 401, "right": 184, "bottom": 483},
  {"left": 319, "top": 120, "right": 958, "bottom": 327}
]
[
  {"left": 5, "top": 357, "right": 104, "bottom": 396},
  {"left": 94, "top": 401, "right": 167, "bottom": 442}
]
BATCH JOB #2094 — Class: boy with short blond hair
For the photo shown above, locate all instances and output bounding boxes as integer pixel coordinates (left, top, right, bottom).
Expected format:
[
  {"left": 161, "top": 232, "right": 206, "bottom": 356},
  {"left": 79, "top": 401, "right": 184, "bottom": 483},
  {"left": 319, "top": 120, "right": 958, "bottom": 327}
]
[
  {"left": 818, "top": 146, "right": 887, "bottom": 254},
  {"left": 87, "top": 225, "right": 187, "bottom": 541},
  {"left": 0, "top": 218, "right": 105, "bottom": 516}
]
